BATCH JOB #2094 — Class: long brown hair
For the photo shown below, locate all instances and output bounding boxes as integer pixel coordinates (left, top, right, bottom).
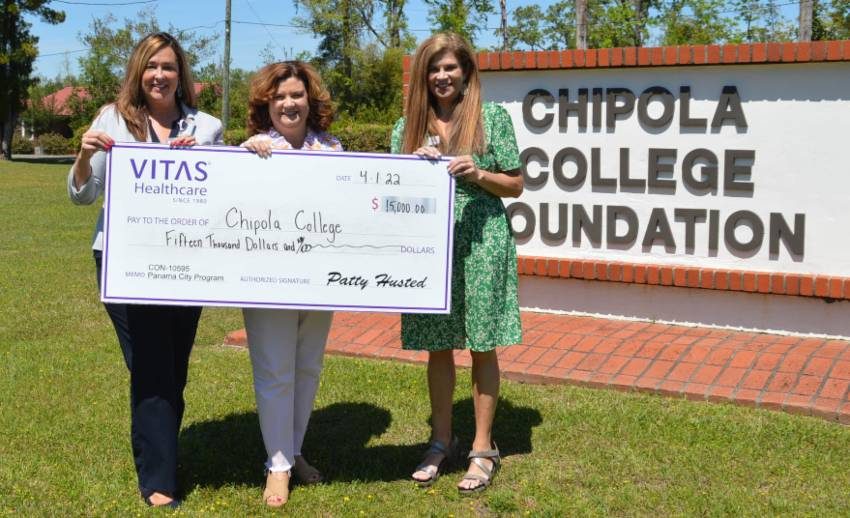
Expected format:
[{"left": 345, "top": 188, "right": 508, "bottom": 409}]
[
  {"left": 401, "top": 32, "right": 484, "bottom": 155},
  {"left": 115, "top": 32, "right": 196, "bottom": 141},
  {"left": 247, "top": 61, "right": 335, "bottom": 136}
]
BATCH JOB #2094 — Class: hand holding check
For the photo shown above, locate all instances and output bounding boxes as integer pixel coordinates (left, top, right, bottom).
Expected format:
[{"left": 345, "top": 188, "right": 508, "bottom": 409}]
[{"left": 414, "top": 147, "right": 483, "bottom": 183}]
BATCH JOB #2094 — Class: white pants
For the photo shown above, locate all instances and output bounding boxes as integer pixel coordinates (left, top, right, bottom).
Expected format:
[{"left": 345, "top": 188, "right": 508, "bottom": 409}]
[{"left": 243, "top": 308, "right": 333, "bottom": 473}]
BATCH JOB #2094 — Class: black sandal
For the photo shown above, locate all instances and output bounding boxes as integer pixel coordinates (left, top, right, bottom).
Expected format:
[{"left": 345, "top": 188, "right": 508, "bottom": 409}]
[
  {"left": 411, "top": 436, "right": 459, "bottom": 488},
  {"left": 458, "top": 443, "right": 500, "bottom": 495}
]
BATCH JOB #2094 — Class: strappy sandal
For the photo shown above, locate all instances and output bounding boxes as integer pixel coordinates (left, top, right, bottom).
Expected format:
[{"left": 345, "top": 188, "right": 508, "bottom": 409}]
[
  {"left": 458, "top": 443, "right": 501, "bottom": 495},
  {"left": 263, "top": 470, "right": 290, "bottom": 507},
  {"left": 293, "top": 455, "right": 324, "bottom": 485},
  {"left": 411, "top": 436, "right": 459, "bottom": 488}
]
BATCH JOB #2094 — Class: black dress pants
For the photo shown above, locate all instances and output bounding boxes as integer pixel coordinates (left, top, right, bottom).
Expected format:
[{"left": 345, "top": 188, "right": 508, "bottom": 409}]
[{"left": 95, "top": 251, "right": 202, "bottom": 497}]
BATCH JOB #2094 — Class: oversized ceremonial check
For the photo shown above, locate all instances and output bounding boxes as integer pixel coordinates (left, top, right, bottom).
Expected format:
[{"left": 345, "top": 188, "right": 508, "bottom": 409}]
[{"left": 101, "top": 143, "right": 455, "bottom": 313}]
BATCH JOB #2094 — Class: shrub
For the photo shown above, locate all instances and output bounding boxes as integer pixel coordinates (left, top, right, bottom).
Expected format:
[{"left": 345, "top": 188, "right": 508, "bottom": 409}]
[
  {"left": 224, "top": 127, "right": 248, "bottom": 147},
  {"left": 330, "top": 122, "right": 393, "bottom": 153},
  {"left": 70, "top": 124, "right": 88, "bottom": 154},
  {"left": 12, "top": 133, "right": 35, "bottom": 154},
  {"left": 37, "top": 133, "right": 74, "bottom": 155},
  {"left": 221, "top": 123, "right": 393, "bottom": 152}
]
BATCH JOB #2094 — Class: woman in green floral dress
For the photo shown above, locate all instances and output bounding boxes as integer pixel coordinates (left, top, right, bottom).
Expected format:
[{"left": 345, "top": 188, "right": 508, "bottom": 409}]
[{"left": 391, "top": 32, "right": 523, "bottom": 494}]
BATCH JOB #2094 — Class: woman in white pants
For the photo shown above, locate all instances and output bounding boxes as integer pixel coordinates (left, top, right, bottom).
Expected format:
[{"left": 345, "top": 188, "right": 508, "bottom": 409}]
[{"left": 240, "top": 61, "right": 343, "bottom": 507}]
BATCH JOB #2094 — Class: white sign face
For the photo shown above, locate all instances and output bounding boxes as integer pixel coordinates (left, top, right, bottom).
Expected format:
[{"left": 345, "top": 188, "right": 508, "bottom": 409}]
[
  {"left": 101, "top": 144, "right": 455, "bottom": 313},
  {"left": 483, "top": 62, "right": 850, "bottom": 275}
]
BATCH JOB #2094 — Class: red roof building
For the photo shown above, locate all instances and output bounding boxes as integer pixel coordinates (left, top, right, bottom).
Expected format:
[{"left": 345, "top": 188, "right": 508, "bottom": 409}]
[
  {"left": 39, "top": 86, "right": 89, "bottom": 116},
  {"left": 38, "top": 83, "right": 211, "bottom": 116}
]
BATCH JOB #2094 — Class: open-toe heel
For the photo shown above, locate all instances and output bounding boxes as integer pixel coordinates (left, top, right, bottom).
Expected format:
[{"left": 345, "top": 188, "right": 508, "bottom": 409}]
[{"left": 263, "top": 470, "right": 290, "bottom": 507}]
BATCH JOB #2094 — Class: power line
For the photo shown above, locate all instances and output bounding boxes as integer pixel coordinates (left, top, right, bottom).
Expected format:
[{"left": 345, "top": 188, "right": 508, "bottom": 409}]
[
  {"left": 34, "top": 0, "right": 826, "bottom": 63},
  {"left": 243, "top": 0, "right": 289, "bottom": 58},
  {"left": 53, "top": 0, "right": 157, "bottom": 5},
  {"left": 34, "top": 19, "right": 225, "bottom": 61},
  {"left": 175, "top": 22, "right": 223, "bottom": 33},
  {"left": 37, "top": 48, "right": 88, "bottom": 58},
  {"left": 230, "top": 19, "right": 308, "bottom": 29}
]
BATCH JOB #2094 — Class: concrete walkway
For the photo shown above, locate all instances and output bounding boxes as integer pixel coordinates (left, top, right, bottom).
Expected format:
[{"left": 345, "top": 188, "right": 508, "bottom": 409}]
[
  {"left": 225, "top": 311, "right": 850, "bottom": 424},
  {"left": 10, "top": 154, "right": 75, "bottom": 163}
]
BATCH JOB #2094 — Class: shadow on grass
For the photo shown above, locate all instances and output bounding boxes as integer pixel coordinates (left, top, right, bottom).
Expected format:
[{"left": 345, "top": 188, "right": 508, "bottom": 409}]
[
  {"left": 179, "top": 397, "right": 542, "bottom": 491},
  {"left": 307, "top": 397, "right": 543, "bottom": 482},
  {"left": 178, "top": 410, "right": 266, "bottom": 490}
]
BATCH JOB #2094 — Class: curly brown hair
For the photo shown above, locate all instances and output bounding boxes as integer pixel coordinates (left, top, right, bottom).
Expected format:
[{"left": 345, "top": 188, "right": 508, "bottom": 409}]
[{"left": 247, "top": 61, "right": 335, "bottom": 136}]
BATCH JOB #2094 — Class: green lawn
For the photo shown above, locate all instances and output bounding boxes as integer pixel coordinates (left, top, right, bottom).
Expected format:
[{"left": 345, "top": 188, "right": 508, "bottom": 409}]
[{"left": 1, "top": 161, "right": 849, "bottom": 517}]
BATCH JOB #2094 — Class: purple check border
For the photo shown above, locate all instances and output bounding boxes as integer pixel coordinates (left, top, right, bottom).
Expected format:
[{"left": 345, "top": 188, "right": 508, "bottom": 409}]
[{"left": 101, "top": 143, "right": 455, "bottom": 314}]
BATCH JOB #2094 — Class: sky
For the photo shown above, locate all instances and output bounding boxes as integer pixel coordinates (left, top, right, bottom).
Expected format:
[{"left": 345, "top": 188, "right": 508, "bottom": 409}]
[
  {"left": 29, "top": 0, "right": 521, "bottom": 79},
  {"left": 29, "top": 0, "right": 801, "bottom": 80}
]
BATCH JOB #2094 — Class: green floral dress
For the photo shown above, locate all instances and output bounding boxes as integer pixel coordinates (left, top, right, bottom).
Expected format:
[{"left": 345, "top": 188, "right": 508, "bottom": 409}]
[{"left": 391, "top": 103, "right": 523, "bottom": 351}]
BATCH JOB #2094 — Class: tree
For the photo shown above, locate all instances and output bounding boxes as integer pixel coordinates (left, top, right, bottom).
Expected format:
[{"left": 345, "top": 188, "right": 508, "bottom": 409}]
[
  {"left": 730, "top": 0, "right": 768, "bottom": 42},
  {"left": 383, "top": 0, "right": 408, "bottom": 48},
  {"left": 818, "top": 0, "right": 850, "bottom": 39},
  {"left": 293, "top": 0, "right": 412, "bottom": 120},
  {"left": 503, "top": 5, "right": 546, "bottom": 50},
  {"left": 337, "top": 44, "right": 405, "bottom": 123},
  {"left": 21, "top": 77, "right": 65, "bottom": 137},
  {"left": 72, "top": 7, "right": 217, "bottom": 129},
  {"left": 583, "top": 0, "right": 659, "bottom": 49},
  {"left": 760, "top": 0, "right": 798, "bottom": 41},
  {"left": 424, "top": 0, "right": 494, "bottom": 47},
  {"left": 656, "top": 0, "right": 734, "bottom": 45},
  {"left": 295, "top": 0, "right": 362, "bottom": 80},
  {"left": 630, "top": 0, "right": 653, "bottom": 46},
  {"left": 1, "top": 0, "right": 65, "bottom": 160},
  {"left": 195, "top": 66, "right": 251, "bottom": 129},
  {"left": 543, "top": 1, "right": 575, "bottom": 49},
  {"left": 729, "top": 0, "right": 797, "bottom": 43}
]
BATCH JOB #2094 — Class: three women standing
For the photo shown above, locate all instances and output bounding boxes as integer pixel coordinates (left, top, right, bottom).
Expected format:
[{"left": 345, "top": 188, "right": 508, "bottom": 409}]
[
  {"left": 69, "top": 28, "right": 519, "bottom": 505},
  {"left": 68, "top": 32, "right": 223, "bottom": 508},
  {"left": 240, "top": 61, "right": 343, "bottom": 507},
  {"left": 392, "top": 33, "right": 524, "bottom": 493}
]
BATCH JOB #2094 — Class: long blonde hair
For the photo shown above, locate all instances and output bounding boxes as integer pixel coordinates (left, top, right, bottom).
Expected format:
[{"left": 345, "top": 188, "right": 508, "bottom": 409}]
[
  {"left": 401, "top": 32, "right": 484, "bottom": 155},
  {"left": 116, "top": 32, "right": 197, "bottom": 141}
]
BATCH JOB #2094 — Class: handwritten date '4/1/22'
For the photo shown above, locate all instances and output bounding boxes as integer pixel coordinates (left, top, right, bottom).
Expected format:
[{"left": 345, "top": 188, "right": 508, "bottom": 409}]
[
  {"left": 360, "top": 170, "right": 400, "bottom": 185},
  {"left": 371, "top": 196, "right": 437, "bottom": 215}
]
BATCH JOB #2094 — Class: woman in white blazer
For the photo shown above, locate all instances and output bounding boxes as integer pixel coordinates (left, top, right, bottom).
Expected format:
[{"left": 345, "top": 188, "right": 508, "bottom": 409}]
[{"left": 67, "top": 32, "right": 222, "bottom": 509}]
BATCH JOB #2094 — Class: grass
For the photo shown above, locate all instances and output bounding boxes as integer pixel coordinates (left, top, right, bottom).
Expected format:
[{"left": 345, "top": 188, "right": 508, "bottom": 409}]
[{"left": 1, "top": 160, "right": 849, "bottom": 517}]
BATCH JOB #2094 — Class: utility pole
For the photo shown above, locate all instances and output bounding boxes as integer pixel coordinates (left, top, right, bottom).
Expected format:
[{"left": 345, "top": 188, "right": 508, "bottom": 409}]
[
  {"left": 222, "top": 0, "right": 232, "bottom": 131},
  {"left": 576, "top": 0, "right": 588, "bottom": 49},
  {"left": 799, "top": 0, "right": 813, "bottom": 41},
  {"left": 500, "top": 0, "right": 508, "bottom": 51}
]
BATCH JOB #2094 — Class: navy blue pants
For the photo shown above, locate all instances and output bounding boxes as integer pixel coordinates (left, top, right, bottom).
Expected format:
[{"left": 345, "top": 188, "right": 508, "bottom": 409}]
[{"left": 95, "top": 251, "right": 201, "bottom": 498}]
